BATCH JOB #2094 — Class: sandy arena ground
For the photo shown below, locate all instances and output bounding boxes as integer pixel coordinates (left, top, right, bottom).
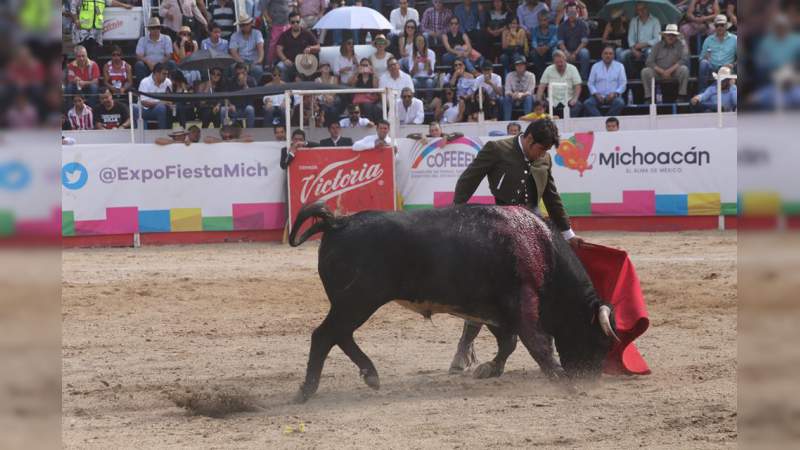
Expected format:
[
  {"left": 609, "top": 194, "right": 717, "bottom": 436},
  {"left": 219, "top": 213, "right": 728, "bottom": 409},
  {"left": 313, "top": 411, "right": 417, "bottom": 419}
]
[{"left": 62, "top": 231, "right": 737, "bottom": 449}]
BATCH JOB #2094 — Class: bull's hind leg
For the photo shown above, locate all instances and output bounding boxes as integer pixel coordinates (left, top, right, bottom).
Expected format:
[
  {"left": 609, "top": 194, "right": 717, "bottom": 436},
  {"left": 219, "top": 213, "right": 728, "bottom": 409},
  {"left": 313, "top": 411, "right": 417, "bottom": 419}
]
[
  {"left": 338, "top": 334, "right": 380, "bottom": 390},
  {"left": 448, "top": 321, "right": 482, "bottom": 374},
  {"left": 296, "top": 300, "right": 382, "bottom": 403},
  {"left": 473, "top": 325, "right": 517, "bottom": 379}
]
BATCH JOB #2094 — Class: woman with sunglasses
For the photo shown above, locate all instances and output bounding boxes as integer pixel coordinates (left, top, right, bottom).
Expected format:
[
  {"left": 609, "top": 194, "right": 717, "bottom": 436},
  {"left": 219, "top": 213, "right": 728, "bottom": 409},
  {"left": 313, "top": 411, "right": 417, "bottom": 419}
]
[
  {"left": 407, "top": 35, "right": 436, "bottom": 100},
  {"left": 350, "top": 58, "right": 380, "bottom": 122},
  {"left": 442, "top": 17, "right": 481, "bottom": 73},
  {"left": 196, "top": 68, "right": 224, "bottom": 128},
  {"left": 332, "top": 39, "right": 358, "bottom": 85},
  {"left": 103, "top": 45, "right": 132, "bottom": 96},
  {"left": 369, "top": 34, "right": 394, "bottom": 80},
  {"left": 398, "top": 19, "right": 419, "bottom": 64},
  {"left": 431, "top": 87, "right": 465, "bottom": 124},
  {"left": 173, "top": 26, "right": 201, "bottom": 86}
]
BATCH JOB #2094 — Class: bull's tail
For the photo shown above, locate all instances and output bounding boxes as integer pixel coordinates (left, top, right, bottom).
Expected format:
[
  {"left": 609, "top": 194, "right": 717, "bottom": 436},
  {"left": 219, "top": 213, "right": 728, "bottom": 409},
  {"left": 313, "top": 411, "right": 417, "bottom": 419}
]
[{"left": 289, "top": 202, "right": 346, "bottom": 247}]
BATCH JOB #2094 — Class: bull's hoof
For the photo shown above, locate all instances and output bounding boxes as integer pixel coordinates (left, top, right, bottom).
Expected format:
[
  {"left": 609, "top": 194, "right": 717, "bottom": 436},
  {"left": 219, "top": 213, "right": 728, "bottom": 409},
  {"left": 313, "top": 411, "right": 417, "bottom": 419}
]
[
  {"left": 473, "top": 361, "right": 503, "bottom": 379},
  {"left": 364, "top": 374, "right": 380, "bottom": 390},
  {"left": 448, "top": 347, "right": 478, "bottom": 374},
  {"left": 293, "top": 384, "right": 316, "bottom": 404}
]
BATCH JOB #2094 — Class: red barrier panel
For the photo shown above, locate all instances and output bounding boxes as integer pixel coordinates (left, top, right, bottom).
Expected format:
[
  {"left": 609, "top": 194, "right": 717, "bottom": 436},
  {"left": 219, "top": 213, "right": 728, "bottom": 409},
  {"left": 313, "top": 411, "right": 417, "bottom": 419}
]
[{"left": 287, "top": 147, "right": 396, "bottom": 238}]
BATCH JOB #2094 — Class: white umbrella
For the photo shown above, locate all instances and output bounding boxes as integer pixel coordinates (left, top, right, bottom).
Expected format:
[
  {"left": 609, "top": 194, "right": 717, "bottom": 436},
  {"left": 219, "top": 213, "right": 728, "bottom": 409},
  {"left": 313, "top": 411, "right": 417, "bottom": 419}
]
[{"left": 313, "top": 6, "right": 393, "bottom": 30}]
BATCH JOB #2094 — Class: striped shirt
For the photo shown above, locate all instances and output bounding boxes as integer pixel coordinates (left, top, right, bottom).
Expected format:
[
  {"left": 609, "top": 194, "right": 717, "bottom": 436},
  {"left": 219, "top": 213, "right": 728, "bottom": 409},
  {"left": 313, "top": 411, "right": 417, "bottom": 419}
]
[
  {"left": 68, "top": 105, "right": 94, "bottom": 130},
  {"left": 209, "top": 1, "right": 236, "bottom": 39}
]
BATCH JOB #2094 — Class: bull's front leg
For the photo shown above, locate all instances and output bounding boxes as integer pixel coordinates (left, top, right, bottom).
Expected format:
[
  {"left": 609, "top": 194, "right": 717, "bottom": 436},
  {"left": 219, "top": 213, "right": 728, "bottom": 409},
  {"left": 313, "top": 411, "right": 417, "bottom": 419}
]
[
  {"left": 473, "top": 325, "right": 517, "bottom": 379},
  {"left": 516, "top": 287, "right": 563, "bottom": 379}
]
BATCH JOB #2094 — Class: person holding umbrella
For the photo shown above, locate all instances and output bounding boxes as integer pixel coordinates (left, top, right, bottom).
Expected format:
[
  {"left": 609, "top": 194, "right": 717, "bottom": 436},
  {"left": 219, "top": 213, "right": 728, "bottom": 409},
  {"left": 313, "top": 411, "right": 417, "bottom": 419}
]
[{"left": 621, "top": 2, "right": 661, "bottom": 76}]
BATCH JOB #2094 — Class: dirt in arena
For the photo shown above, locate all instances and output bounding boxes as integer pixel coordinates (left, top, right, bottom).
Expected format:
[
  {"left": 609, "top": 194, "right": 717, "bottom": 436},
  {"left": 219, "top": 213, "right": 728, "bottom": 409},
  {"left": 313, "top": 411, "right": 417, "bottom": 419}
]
[{"left": 62, "top": 231, "right": 737, "bottom": 448}]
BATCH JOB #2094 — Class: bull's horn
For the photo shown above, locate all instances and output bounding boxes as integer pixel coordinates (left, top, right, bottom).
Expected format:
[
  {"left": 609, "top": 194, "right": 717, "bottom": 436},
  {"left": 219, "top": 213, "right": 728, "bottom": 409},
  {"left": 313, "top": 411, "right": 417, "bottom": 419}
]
[{"left": 598, "top": 305, "right": 621, "bottom": 342}]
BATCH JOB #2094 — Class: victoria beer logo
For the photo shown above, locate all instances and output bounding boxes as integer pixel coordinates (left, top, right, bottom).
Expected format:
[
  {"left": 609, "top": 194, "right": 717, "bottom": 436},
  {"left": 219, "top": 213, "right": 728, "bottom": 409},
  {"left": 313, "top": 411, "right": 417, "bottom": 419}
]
[{"left": 288, "top": 148, "right": 396, "bottom": 235}]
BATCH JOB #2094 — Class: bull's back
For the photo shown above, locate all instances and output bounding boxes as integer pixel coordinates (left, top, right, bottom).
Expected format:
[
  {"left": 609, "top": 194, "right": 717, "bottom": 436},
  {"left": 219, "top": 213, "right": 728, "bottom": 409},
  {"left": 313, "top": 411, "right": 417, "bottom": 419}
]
[{"left": 317, "top": 206, "right": 553, "bottom": 321}]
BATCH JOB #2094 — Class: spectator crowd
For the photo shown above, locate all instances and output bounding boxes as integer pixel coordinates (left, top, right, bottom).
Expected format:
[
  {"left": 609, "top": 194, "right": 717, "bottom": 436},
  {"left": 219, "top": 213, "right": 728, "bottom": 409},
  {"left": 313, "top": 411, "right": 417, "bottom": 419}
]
[{"left": 60, "top": 0, "right": 750, "bottom": 131}]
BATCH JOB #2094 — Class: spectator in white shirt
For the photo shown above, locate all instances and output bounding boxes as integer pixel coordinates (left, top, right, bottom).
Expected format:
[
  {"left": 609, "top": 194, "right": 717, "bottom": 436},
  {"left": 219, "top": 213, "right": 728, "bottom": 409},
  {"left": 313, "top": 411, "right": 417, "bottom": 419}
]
[
  {"left": 502, "top": 56, "right": 537, "bottom": 120},
  {"left": 585, "top": 46, "right": 627, "bottom": 117},
  {"left": 137, "top": 63, "right": 174, "bottom": 129},
  {"left": 379, "top": 57, "right": 415, "bottom": 94},
  {"left": 339, "top": 105, "right": 374, "bottom": 128},
  {"left": 473, "top": 61, "right": 503, "bottom": 120},
  {"left": 390, "top": 0, "right": 420, "bottom": 36},
  {"left": 353, "top": 119, "right": 396, "bottom": 151},
  {"left": 397, "top": 87, "right": 425, "bottom": 125},
  {"left": 332, "top": 39, "right": 359, "bottom": 85}
]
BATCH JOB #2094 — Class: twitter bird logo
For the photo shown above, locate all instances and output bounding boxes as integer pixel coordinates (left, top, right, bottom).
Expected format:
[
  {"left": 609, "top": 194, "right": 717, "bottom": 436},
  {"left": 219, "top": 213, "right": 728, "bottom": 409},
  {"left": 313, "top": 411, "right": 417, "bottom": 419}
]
[{"left": 62, "top": 162, "right": 88, "bottom": 190}]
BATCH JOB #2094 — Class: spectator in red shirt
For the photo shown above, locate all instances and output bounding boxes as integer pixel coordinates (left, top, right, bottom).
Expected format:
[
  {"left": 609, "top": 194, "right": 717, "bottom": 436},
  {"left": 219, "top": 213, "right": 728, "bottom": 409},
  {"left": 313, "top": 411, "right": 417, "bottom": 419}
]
[
  {"left": 6, "top": 46, "right": 46, "bottom": 96},
  {"left": 67, "top": 94, "right": 94, "bottom": 130},
  {"left": 66, "top": 45, "right": 101, "bottom": 106},
  {"left": 103, "top": 45, "right": 133, "bottom": 96},
  {"left": 421, "top": 0, "right": 454, "bottom": 48}
]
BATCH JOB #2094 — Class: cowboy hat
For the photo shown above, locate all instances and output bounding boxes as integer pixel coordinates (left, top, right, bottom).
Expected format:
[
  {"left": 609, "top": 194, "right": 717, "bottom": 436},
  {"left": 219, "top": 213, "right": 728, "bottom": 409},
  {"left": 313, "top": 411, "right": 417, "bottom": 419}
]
[
  {"left": 713, "top": 66, "right": 734, "bottom": 80},
  {"left": 661, "top": 24, "right": 680, "bottom": 35},
  {"left": 236, "top": 14, "right": 254, "bottom": 25},
  {"left": 295, "top": 53, "right": 319, "bottom": 76},
  {"left": 179, "top": 25, "right": 192, "bottom": 34},
  {"left": 714, "top": 14, "right": 732, "bottom": 29},
  {"left": 372, "top": 34, "right": 388, "bottom": 46},
  {"left": 146, "top": 17, "right": 162, "bottom": 29}
]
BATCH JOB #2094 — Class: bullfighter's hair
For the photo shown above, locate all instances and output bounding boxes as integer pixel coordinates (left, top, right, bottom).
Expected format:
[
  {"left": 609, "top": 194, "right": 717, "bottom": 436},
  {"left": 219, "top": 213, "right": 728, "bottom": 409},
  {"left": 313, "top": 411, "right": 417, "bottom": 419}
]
[{"left": 523, "top": 119, "right": 560, "bottom": 150}]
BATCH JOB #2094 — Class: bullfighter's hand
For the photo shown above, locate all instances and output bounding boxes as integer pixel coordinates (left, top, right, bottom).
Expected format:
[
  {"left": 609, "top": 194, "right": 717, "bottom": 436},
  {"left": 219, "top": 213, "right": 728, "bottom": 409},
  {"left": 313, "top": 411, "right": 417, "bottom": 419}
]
[{"left": 568, "top": 235, "right": 585, "bottom": 249}]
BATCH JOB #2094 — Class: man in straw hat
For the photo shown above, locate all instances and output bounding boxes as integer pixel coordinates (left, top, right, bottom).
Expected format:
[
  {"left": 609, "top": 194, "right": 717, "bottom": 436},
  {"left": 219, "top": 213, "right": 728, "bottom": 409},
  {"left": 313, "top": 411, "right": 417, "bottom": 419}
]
[
  {"left": 690, "top": 66, "right": 737, "bottom": 112},
  {"left": 276, "top": 11, "right": 320, "bottom": 81},
  {"left": 230, "top": 14, "right": 265, "bottom": 81},
  {"left": 640, "top": 24, "right": 689, "bottom": 103},
  {"left": 698, "top": 14, "right": 737, "bottom": 92},
  {"left": 135, "top": 17, "right": 177, "bottom": 85},
  {"left": 621, "top": 2, "right": 661, "bottom": 75}
]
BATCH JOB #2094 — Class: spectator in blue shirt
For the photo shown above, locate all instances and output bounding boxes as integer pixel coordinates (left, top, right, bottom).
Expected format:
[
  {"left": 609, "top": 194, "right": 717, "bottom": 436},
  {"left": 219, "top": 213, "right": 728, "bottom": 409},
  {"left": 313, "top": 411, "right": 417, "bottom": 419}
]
[
  {"left": 201, "top": 23, "right": 230, "bottom": 53},
  {"left": 698, "top": 15, "right": 737, "bottom": 92},
  {"left": 691, "top": 66, "right": 737, "bottom": 112},
  {"left": 584, "top": 46, "right": 627, "bottom": 117},
  {"left": 556, "top": 3, "right": 590, "bottom": 79},
  {"left": 517, "top": 0, "right": 549, "bottom": 36},
  {"left": 755, "top": 13, "right": 800, "bottom": 79},
  {"left": 530, "top": 11, "right": 558, "bottom": 79}
]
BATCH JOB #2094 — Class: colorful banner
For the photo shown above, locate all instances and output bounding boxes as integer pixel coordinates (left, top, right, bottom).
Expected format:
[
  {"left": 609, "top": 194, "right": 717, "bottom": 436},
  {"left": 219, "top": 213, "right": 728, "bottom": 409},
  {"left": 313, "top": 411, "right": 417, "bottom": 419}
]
[
  {"left": 62, "top": 143, "right": 286, "bottom": 236},
  {"left": 396, "top": 129, "right": 737, "bottom": 216},
  {"left": 287, "top": 147, "right": 396, "bottom": 236}
]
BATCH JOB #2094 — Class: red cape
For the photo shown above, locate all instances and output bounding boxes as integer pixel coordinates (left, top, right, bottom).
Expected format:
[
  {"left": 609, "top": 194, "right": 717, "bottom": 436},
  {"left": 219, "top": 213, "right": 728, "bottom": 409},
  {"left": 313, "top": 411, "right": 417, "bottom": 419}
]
[{"left": 575, "top": 243, "right": 651, "bottom": 375}]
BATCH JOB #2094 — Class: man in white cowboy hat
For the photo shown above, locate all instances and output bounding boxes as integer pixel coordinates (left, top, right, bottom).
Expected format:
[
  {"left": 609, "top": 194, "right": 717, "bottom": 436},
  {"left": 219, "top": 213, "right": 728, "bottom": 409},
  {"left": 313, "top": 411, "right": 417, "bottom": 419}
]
[
  {"left": 698, "top": 14, "right": 737, "bottom": 92},
  {"left": 230, "top": 14, "right": 265, "bottom": 81},
  {"left": 691, "top": 65, "right": 737, "bottom": 112},
  {"left": 295, "top": 52, "right": 319, "bottom": 80},
  {"left": 621, "top": 2, "right": 661, "bottom": 75},
  {"left": 276, "top": 11, "right": 320, "bottom": 82},
  {"left": 641, "top": 24, "right": 689, "bottom": 103},
  {"left": 135, "top": 17, "right": 177, "bottom": 85}
]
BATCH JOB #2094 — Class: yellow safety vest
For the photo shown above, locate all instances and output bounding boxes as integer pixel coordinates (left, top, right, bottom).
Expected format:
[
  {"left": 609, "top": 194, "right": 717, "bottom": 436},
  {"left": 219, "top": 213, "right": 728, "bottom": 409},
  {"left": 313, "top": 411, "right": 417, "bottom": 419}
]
[
  {"left": 20, "top": 0, "right": 51, "bottom": 31},
  {"left": 79, "top": 0, "right": 105, "bottom": 30}
]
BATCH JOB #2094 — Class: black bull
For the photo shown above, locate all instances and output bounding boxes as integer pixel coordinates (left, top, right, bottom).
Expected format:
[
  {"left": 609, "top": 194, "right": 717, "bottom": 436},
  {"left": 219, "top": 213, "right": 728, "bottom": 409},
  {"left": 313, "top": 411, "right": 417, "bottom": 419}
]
[{"left": 289, "top": 203, "right": 618, "bottom": 403}]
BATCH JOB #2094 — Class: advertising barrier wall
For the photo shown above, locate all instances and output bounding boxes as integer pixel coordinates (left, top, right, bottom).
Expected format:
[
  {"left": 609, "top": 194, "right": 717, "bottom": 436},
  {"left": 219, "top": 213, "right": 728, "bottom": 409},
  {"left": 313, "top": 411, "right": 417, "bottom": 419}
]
[
  {"left": 61, "top": 128, "right": 738, "bottom": 239},
  {"left": 396, "top": 129, "right": 737, "bottom": 216},
  {"left": 62, "top": 143, "right": 286, "bottom": 236}
]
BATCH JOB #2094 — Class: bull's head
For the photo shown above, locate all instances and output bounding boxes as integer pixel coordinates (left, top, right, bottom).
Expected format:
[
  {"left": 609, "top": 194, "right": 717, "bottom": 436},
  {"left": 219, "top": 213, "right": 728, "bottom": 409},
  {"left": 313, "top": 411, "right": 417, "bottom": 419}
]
[{"left": 554, "top": 302, "right": 618, "bottom": 379}]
